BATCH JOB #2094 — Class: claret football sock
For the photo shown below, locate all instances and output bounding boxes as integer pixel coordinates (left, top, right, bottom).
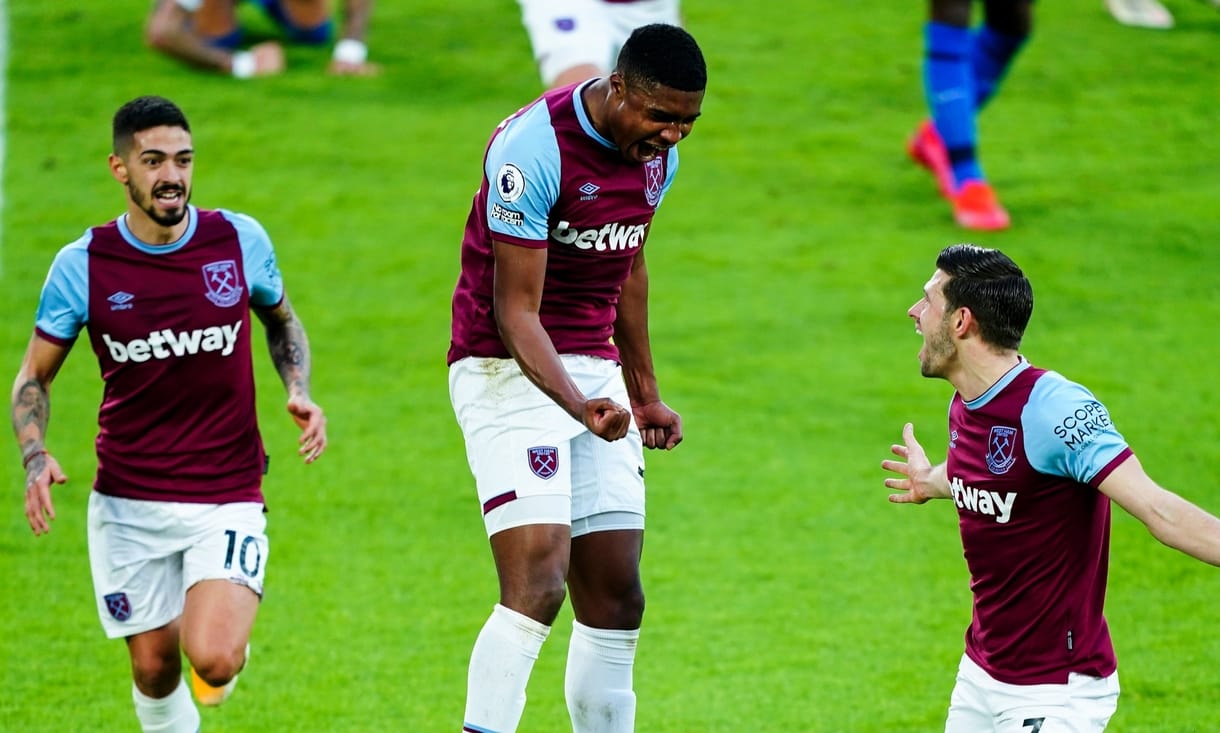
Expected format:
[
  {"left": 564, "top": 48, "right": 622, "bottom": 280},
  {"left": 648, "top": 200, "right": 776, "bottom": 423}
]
[{"left": 132, "top": 679, "right": 201, "bottom": 733}]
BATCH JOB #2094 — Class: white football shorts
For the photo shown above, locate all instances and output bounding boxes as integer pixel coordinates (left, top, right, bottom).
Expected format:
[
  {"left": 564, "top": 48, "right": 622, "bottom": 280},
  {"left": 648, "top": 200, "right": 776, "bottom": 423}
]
[
  {"left": 945, "top": 653, "right": 1120, "bottom": 733},
  {"left": 88, "top": 492, "right": 268, "bottom": 639},
  {"left": 516, "top": 0, "right": 682, "bottom": 85},
  {"left": 449, "top": 354, "right": 646, "bottom": 538}
]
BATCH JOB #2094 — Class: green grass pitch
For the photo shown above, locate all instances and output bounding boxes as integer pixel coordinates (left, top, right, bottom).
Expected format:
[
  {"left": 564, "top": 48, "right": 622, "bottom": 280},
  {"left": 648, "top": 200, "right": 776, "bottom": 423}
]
[{"left": 1, "top": 1, "right": 1218, "bottom": 730}]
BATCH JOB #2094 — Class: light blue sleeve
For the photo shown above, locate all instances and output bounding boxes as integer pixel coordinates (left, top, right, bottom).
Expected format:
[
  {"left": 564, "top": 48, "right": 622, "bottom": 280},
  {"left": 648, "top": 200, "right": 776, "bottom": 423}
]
[
  {"left": 1022, "top": 372, "right": 1129, "bottom": 484},
  {"left": 221, "top": 210, "right": 284, "bottom": 308},
  {"left": 484, "top": 102, "right": 562, "bottom": 242},
  {"left": 656, "top": 147, "right": 679, "bottom": 207},
  {"left": 34, "top": 234, "right": 92, "bottom": 341}
]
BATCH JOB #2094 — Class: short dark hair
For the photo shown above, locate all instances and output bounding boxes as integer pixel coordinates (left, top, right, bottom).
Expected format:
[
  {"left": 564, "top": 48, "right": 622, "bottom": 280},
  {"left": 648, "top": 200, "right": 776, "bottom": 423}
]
[
  {"left": 615, "top": 24, "right": 707, "bottom": 93},
  {"left": 112, "top": 96, "right": 190, "bottom": 156},
  {"left": 936, "top": 244, "right": 1033, "bottom": 350}
]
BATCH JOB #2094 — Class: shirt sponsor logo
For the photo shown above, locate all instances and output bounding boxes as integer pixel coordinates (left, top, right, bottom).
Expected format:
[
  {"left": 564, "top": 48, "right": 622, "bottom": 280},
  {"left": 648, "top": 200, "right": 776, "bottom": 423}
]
[
  {"left": 1053, "top": 401, "right": 1113, "bottom": 452},
  {"left": 102, "top": 320, "right": 243, "bottom": 363},
  {"left": 107, "top": 291, "right": 135, "bottom": 311},
  {"left": 550, "top": 220, "right": 648, "bottom": 252},
  {"left": 491, "top": 202, "right": 524, "bottom": 226},
  {"left": 950, "top": 476, "right": 1017, "bottom": 524},
  {"left": 644, "top": 157, "right": 663, "bottom": 206},
  {"left": 986, "top": 425, "right": 1018, "bottom": 474},
  {"left": 497, "top": 163, "right": 526, "bottom": 203},
  {"left": 202, "top": 260, "right": 243, "bottom": 307}
]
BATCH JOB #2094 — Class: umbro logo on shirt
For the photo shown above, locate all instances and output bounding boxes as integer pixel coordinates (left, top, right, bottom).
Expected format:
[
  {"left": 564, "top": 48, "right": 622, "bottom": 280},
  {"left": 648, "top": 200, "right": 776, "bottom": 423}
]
[
  {"left": 108, "top": 291, "right": 135, "bottom": 311},
  {"left": 578, "top": 182, "right": 600, "bottom": 200}
]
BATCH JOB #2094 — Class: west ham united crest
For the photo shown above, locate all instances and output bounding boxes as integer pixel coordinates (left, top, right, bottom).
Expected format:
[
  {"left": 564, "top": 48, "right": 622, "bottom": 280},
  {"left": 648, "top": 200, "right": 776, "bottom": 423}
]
[
  {"left": 104, "top": 592, "right": 132, "bottom": 622},
  {"left": 528, "top": 446, "right": 558, "bottom": 480},
  {"left": 986, "top": 426, "right": 1018, "bottom": 475},
  {"left": 644, "top": 157, "right": 663, "bottom": 206},
  {"left": 202, "top": 260, "right": 243, "bottom": 307}
]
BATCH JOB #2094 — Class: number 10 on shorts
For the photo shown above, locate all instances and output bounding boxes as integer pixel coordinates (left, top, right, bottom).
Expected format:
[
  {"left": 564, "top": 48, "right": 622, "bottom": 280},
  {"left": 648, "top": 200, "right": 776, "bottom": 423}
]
[{"left": 223, "top": 529, "right": 263, "bottom": 577}]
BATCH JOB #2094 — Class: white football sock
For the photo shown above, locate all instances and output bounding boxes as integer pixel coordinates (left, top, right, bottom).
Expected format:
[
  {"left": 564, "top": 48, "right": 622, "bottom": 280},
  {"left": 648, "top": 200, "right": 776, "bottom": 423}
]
[
  {"left": 132, "top": 678, "right": 201, "bottom": 733},
  {"left": 463, "top": 603, "right": 551, "bottom": 733},
  {"left": 565, "top": 621, "right": 639, "bottom": 733}
]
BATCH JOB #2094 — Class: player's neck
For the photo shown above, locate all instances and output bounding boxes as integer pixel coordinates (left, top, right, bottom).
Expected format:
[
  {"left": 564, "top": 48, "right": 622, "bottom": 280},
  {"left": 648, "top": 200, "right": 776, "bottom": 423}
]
[
  {"left": 951, "top": 349, "right": 1021, "bottom": 402},
  {"left": 124, "top": 209, "right": 188, "bottom": 247},
  {"left": 580, "top": 78, "right": 613, "bottom": 142}
]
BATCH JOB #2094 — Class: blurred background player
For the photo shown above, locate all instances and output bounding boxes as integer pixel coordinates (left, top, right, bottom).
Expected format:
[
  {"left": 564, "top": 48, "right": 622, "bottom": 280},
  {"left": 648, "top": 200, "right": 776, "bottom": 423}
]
[
  {"left": 884, "top": 243, "right": 1220, "bottom": 731},
  {"left": 448, "top": 24, "right": 703, "bottom": 733},
  {"left": 907, "top": 0, "right": 1032, "bottom": 231},
  {"left": 12, "top": 95, "right": 327, "bottom": 732},
  {"left": 515, "top": 0, "right": 682, "bottom": 88},
  {"left": 1105, "top": 0, "right": 1174, "bottom": 27},
  {"left": 146, "top": 0, "right": 378, "bottom": 78}
]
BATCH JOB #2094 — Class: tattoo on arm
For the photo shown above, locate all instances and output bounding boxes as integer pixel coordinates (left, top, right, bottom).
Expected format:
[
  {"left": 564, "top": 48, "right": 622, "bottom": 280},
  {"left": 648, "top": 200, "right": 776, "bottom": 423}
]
[
  {"left": 260, "top": 301, "right": 313, "bottom": 396},
  {"left": 12, "top": 378, "right": 50, "bottom": 458}
]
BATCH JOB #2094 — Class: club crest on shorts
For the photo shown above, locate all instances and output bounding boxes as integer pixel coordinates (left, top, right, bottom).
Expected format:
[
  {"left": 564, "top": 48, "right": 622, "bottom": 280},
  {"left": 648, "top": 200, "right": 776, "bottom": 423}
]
[
  {"left": 104, "top": 592, "right": 132, "bottom": 622},
  {"left": 528, "top": 446, "right": 558, "bottom": 480},
  {"left": 987, "top": 426, "right": 1018, "bottom": 474},
  {"left": 202, "top": 260, "right": 243, "bottom": 307},
  {"left": 644, "top": 157, "right": 663, "bottom": 207}
]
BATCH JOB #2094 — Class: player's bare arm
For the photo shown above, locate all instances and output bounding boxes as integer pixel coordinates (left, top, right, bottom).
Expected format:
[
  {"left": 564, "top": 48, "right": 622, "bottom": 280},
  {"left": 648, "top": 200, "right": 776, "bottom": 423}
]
[
  {"left": 340, "top": 0, "right": 375, "bottom": 42},
  {"left": 882, "top": 422, "right": 951, "bottom": 504},
  {"left": 329, "top": 0, "right": 380, "bottom": 76},
  {"left": 146, "top": 0, "right": 285, "bottom": 76},
  {"left": 1098, "top": 455, "right": 1220, "bottom": 566},
  {"left": 10, "top": 335, "right": 70, "bottom": 535},
  {"left": 614, "top": 251, "right": 682, "bottom": 450},
  {"left": 254, "top": 295, "right": 327, "bottom": 462},
  {"left": 492, "top": 240, "right": 630, "bottom": 441}
]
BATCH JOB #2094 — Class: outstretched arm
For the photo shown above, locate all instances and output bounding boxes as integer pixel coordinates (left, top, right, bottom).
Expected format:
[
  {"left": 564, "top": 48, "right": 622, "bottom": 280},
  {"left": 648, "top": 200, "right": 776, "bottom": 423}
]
[
  {"left": 11, "top": 335, "right": 71, "bottom": 535},
  {"left": 254, "top": 294, "right": 327, "bottom": 463},
  {"left": 613, "top": 251, "right": 681, "bottom": 450},
  {"left": 1100, "top": 455, "right": 1220, "bottom": 566},
  {"left": 882, "top": 422, "right": 951, "bottom": 504}
]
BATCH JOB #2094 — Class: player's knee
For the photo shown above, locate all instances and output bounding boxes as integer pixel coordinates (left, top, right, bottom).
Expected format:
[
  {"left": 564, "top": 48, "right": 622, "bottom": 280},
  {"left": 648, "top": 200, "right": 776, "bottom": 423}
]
[
  {"left": 504, "top": 579, "right": 568, "bottom": 624},
  {"left": 620, "top": 585, "right": 645, "bottom": 626},
  {"left": 575, "top": 583, "right": 645, "bottom": 629},
  {"left": 188, "top": 644, "right": 246, "bottom": 687},
  {"left": 144, "top": 21, "right": 175, "bottom": 53},
  {"left": 533, "top": 581, "right": 570, "bottom": 623},
  {"left": 603, "top": 585, "right": 645, "bottom": 628},
  {"left": 131, "top": 648, "right": 182, "bottom": 696}
]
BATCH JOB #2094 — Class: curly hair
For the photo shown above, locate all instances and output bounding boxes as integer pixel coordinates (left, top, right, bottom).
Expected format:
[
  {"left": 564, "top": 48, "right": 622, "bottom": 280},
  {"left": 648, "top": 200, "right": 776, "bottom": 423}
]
[{"left": 615, "top": 24, "right": 707, "bottom": 93}]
